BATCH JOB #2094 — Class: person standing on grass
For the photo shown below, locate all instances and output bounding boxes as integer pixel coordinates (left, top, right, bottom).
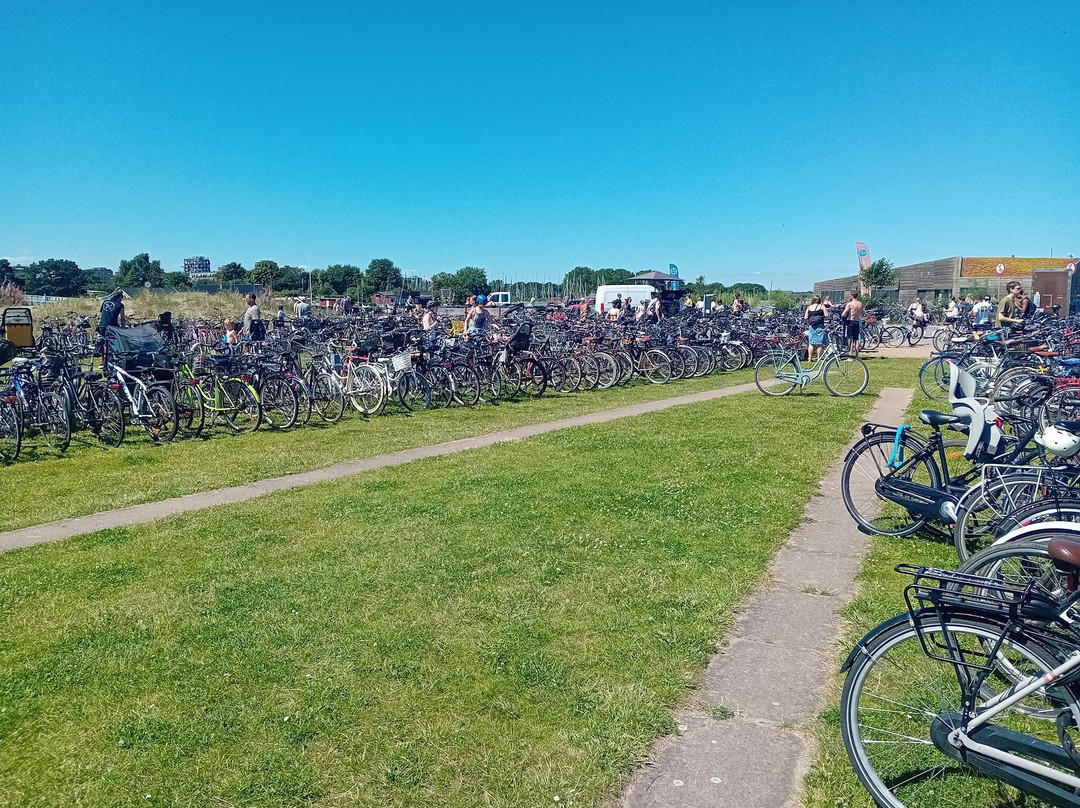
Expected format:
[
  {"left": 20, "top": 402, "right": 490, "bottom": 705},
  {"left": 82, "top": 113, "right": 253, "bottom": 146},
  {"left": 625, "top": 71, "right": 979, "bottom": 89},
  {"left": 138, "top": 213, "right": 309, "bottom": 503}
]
[
  {"left": 841, "top": 291, "right": 864, "bottom": 357},
  {"left": 242, "top": 293, "right": 264, "bottom": 341},
  {"left": 805, "top": 295, "right": 828, "bottom": 362}
]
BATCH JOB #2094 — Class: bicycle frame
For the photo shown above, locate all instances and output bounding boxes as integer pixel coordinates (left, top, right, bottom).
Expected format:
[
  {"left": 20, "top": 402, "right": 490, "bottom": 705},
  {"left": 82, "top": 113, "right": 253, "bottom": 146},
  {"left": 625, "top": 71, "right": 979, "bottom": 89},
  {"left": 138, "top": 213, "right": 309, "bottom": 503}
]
[{"left": 773, "top": 342, "right": 845, "bottom": 386}]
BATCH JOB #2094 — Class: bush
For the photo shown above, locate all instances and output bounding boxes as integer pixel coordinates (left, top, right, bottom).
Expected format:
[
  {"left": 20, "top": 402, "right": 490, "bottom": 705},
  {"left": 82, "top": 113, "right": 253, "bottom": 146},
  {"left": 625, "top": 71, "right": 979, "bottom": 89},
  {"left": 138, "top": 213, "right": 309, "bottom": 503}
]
[{"left": 0, "top": 282, "right": 27, "bottom": 306}]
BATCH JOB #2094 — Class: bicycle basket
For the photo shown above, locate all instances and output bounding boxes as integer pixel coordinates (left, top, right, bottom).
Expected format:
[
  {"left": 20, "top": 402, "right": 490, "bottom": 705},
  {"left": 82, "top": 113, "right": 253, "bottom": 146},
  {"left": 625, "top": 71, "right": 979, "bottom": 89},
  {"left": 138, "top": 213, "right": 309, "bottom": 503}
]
[
  {"left": 391, "top": 351, "right": 412, "bottom": 372},
  {"left": 898, "top": 563, "right": 1065, "bottom": 671}
]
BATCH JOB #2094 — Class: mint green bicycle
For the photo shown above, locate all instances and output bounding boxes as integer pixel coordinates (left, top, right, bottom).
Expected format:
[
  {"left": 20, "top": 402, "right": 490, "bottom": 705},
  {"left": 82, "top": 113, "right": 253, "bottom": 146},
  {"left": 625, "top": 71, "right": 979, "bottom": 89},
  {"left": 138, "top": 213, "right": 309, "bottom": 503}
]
[{"left": 754, "top": 340, "right": 869, "bottom": 397}]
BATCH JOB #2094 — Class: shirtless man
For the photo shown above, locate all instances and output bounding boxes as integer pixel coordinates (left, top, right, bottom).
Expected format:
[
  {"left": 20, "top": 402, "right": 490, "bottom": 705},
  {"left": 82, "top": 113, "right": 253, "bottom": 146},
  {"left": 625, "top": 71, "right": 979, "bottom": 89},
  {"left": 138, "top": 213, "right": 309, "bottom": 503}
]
[{"left": 841, "top": 291, "right": 864, "bottom": 357}]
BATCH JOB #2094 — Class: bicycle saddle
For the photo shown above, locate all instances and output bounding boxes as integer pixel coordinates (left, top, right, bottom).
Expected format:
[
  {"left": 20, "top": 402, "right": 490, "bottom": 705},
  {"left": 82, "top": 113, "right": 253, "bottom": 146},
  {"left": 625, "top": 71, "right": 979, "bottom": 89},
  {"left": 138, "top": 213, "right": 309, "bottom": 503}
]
[
  {"left": 1055, "top": 420, "right": 1080, "bottom": 435},
  {"left": 1048, "top": 535, "right": 1080, "bottom": 572},
  {"left": 919, "top": 409, "right": 963, "bottom": 427}
]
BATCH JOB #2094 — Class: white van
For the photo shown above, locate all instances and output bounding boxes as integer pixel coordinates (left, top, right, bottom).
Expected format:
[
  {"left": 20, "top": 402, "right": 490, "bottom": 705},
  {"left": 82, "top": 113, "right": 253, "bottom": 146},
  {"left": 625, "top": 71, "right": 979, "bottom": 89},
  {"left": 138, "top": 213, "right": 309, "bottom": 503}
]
[{"left": 593, "top": 284, "right": 658, "bottom": 315}]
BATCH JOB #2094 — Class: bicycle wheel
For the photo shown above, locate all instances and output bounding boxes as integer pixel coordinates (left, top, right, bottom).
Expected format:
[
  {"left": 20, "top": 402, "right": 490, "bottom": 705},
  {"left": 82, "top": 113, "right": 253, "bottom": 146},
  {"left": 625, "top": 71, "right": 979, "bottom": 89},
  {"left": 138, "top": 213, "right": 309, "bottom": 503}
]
[
  {"left": 958, "top": 540, "right": 1067, "bottom": 596},
  {"left": 840, "top": 430, "right": 942, "bottom": 536},
  {"left": 666, "top": 349, "right": 686, "bottom": 380},
  {"left": 841, "top": 614, "right": 1072, "bottom": 808},
  {"left": 173, "top": 383, "right": 204, "bottom": 440},
  {"left": 718, "top": 344, "right": 744, "bottom": 372},
  {"left": 823, "top": 355, "right": 869, "bottom": 397},
  {"left": 933, "top": 327, "right": 953, "bottom": 352},
  {"left": 396, "top": 371, "right": 431, "bottom": 411},
  {"left": 95, "top": 386, "right": 127, "bottom": 447},
  {"left": 0, "top": 400, "right": 22, "bottom": 463},
  {"left": 571, "top": 355, "right": 595, "bottom": 391},
  {"left": 952, "top": 470, "right": 1049, "bottom": 562},
  {"left": 310, "top": 372, "right": 345, "bottom": 422},
  {"left": 593, "top": 352, "right": 619, "bottom": 389},
  {"left": 540, "top": 357, "right": 567, "bottom": 394},
  {"left": 640, "top": 350, "right": 671, "bottom": 385},
  {"left": 612, "top": 351, "right": 634, "bottom": 384},
  {"left": 1039, "top": 387, "right": 1080, "bottom": 431},
  {"left": 142, "top": 387, "right": 178, "bottom": 443},
  {"left": 907, "top": 324, "right": 925, "bottom": 345},
  {"left": 450, "top": 364, "right": 482, "bottom": 406},
  {"left": 919, "top": 356, "right": 956, "bottom": 400},
  {"left": 349, "top": 365, "right": 386, "bottom": 415},
  {"left": 677, "top": 346, "right": 699, "bottom": 378},
  {"left": 424, "top": 366, "right": 455, "bottom": 408},
  {"left": 221, "top": 379, "right": 261, "bottom": 433},
  {"left": 516, "top": 357, "right": 548, "bottom": 397},
  {"left": 260, "top": 375, "right": 299, "bottom": 429},
  {"left": 754, "top": 352, "right": 797, "bottom": 396},
  {"left": 558, "top": 356, "right": 583, "bottom": 392},
  {"left": 880, "top": 326, "right": 906, "bottom": 348}
]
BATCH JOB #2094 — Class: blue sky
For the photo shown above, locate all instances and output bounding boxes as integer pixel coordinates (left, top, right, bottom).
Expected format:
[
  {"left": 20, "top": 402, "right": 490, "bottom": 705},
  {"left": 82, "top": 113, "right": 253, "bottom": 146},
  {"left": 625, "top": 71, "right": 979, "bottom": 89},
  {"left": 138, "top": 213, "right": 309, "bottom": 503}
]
[{"left": 2, "top": 0, "right": 1077, "bottom": 289}]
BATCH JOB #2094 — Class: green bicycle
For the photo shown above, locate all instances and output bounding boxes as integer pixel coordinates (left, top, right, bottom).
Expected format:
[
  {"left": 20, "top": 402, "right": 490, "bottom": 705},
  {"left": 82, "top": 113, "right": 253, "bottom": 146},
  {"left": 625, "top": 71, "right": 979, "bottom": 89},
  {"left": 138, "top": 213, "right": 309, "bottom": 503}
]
[
  {"left": 754, "top": 341, "right": 869, "bottom": 397},
  {"left": 175, "top": 353, "right": 262, "bottom": 436}
]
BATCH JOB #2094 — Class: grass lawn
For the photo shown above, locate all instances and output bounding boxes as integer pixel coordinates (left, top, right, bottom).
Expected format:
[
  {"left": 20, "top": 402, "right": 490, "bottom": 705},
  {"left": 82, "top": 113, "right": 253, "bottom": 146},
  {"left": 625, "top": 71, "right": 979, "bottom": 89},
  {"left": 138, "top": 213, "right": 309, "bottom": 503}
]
[
  {"left": 0, "top": 361, "right": 920, "bottom": 808},
  {"left": 800, "top": 373, "right": 989, "bottom": 808},
  {"left": 0, "top": 369, "right": 755, "bottom": 533}
]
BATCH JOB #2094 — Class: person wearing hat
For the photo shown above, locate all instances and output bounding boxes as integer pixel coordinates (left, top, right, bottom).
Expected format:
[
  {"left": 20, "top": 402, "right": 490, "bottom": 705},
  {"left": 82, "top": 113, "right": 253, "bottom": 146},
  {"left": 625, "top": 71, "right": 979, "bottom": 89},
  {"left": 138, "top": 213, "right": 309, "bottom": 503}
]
[
  {"left": 293, "top": 296, "right": 311, "bottom": 318},
  {"left": 466, "top": 295, "right": 490, "bottom": 338},
  {"left": 97, "top": 289, "right": 127, "bottom": 336}
]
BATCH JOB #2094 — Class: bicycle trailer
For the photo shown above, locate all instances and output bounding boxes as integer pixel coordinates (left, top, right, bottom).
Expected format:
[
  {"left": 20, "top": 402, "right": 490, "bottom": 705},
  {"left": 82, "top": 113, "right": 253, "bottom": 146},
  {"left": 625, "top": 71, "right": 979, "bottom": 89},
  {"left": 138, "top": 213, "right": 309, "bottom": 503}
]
[{"left": 2, "top": 307, "right": 33, "bottom": 349}]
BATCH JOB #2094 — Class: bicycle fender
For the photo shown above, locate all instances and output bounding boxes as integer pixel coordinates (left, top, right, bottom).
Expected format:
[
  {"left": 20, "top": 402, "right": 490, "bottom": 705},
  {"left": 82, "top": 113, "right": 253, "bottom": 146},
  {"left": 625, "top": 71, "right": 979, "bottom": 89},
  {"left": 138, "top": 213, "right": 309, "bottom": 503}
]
[{"left": 840, "top": 613, "right": 911, "bottom": 672}]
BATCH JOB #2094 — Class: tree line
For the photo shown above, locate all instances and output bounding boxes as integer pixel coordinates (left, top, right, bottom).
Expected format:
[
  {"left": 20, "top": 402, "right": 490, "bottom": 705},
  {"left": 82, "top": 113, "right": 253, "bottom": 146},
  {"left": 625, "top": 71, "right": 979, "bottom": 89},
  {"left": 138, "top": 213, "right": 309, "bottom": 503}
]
[{"left": 0, "top": 254, "right": 806, "bottom": 305}]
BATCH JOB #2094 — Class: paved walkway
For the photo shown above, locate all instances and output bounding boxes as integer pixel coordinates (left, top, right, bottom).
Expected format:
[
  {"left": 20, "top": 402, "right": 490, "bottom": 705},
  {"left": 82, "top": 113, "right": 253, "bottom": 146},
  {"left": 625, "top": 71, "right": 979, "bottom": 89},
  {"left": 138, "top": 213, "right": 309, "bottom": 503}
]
[
  {"left": 619, "top": 386, "right": 914, "bottom": 808},
  {"left": 0, "top": 381, "right": 759, "bottom": 553}
]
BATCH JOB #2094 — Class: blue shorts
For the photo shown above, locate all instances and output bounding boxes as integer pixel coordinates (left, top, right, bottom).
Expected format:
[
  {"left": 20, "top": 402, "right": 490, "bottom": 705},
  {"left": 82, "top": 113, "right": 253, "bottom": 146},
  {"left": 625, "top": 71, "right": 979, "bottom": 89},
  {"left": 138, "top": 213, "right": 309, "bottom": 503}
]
[{"left": 808, "top": 326, "right": 828, "bottom": 346}]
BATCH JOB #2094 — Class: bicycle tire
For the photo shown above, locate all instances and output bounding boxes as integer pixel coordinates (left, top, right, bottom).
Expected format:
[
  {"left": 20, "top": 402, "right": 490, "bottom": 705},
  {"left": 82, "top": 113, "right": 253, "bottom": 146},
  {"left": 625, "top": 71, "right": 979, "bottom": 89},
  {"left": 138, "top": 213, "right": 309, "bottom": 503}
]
[
  {"left": 577, "top": 355, "right": 600, "bottom": 390},
  {"left": 593, "top": 351, "right": 619, "bottom": 389},
  {"left": 516, "top": 357, "right": 548, "bottom": 398},
  {"left": 917, "top": 356, "right": 952, "bottom": 401},
  {"left": 310, "top": 372, "right": 345, "bottom": 422},
  {"left": 880, "top": 325, "right": 905, "bottom": 348},
  {"left": 95, "top": 386, "right": 127, "bottom": 447},
  {"left": 640, "top": 350, "right": 671, "bottom": 385},
  {"left": 841, "top": 614, "right": 1072, "bottom": 808},
  {"left": 958, "top": 540, "right": 1067, "bottom": 597},
  {"left": 173, "top": 382, "right": 204, "bottom": 440},
  {"left": 0, "top": 400, "right": 22, "bottom": 463},
  {"left": 952, "top": 470, "right": 1050, "bottom": 562},
  {"left": 396, "top": 371, "right": 431, "bottom": 411},
  {"left": 907, "top": 324, "right": 925, "bottom": 346},
  {"left": 754, "top": 353, "right": 797, "bottom": 396},
  {"left": 558, "top": 356, "right": 583, "bottom": 393},
  {"left": 260, "top": 375, "right": 299, "bottom": 429},
  {"left": 142, "top": 386, "right": 178, "bottom": 443},
  {"left": 449, "top": 363, "right": 482, "bottom": 406},
  {"left": 350, "top": 364, "right": 386, "bottom": 415},
  {"left": 840, "top": 430, "right": 942, "bottom": 536},
  {"left": 823, "top": 355, "right": 869, "bottom": 397},
  {"left": 424, "top": 366, "right": 455, "bottom": 409},
  {"left": 221, "top": 379, "right": 261, "bottom": 433}
]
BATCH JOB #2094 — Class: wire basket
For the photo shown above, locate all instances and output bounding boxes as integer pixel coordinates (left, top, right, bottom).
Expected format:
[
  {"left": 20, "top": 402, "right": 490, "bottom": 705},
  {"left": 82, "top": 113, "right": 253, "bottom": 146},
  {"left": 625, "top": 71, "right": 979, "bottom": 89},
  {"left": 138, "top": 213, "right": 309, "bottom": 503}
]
[{"left": 391, "top": 351, "right": 412, "bottom": 372}]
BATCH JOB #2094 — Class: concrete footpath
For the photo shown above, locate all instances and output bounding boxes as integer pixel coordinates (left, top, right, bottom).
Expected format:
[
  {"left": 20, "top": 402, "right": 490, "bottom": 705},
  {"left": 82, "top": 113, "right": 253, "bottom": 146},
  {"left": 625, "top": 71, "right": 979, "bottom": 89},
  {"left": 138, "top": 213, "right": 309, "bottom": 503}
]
[
  {"left": 620, "top": 386, "right": 913, "bottom": 808},
  {"left": 0, "top": 381, "right": 759, "bottom": 554}
]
